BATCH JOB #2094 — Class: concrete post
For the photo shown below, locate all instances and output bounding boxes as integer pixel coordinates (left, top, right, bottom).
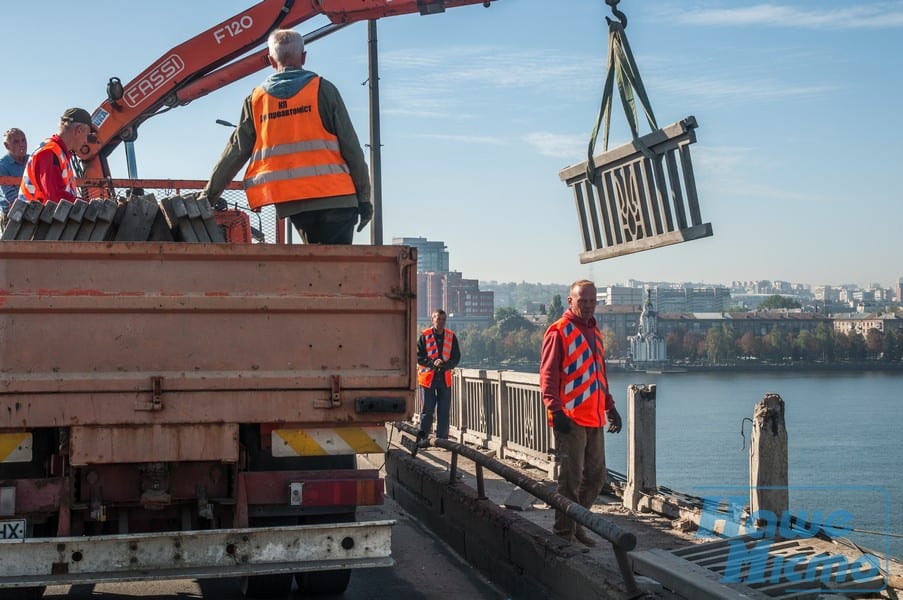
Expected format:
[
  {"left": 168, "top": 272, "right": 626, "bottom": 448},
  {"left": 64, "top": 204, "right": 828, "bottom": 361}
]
[
  {"left": 624, "top": 384, "right": 656, "bottom": 512},
  {"left": 453, "top": 369, "right": 465, "bottom": 443},
  {"left": 496, "top": 371, "right": 508, "bottom": 459},
  {"left": 749, "top": 393, "right": 788, "bottom": 518}
]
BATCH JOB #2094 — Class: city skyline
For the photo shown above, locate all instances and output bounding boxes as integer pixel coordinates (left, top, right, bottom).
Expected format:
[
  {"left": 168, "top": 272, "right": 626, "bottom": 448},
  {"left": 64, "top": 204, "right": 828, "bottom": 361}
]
[{"left": 1, "top": 2, "right": 900, "bottom": 287}]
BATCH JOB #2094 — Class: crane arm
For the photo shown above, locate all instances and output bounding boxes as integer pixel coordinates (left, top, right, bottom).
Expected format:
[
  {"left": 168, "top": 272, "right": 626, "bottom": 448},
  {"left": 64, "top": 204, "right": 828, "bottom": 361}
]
[{"left": 81, "top": 0, "right": 496, "bottom": 178}]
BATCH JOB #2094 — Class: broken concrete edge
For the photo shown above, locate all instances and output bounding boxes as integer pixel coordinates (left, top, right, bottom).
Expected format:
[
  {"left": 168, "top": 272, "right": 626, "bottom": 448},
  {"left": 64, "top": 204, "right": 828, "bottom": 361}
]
[{"left": 385, "top": 449, "right": 631, "bottom": 600}]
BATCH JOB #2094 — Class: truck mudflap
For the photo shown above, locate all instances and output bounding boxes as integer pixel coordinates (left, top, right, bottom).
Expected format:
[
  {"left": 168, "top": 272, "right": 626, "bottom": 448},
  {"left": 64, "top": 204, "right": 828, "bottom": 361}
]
[{"left": 0, "top": 520, "right": 393, "bottom": 589}]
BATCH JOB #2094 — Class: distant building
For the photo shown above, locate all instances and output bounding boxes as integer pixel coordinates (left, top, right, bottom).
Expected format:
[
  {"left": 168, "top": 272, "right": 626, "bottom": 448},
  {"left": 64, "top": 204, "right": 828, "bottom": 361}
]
[
  {"left": 604, "top": 286, "right": 646, "bottom": 306},
  {"left": 392, "top": 237, "right": 449, "bottom": 273},
  {"left": 397, "top": 236, "right": 493, "bottom": 329},
  {"left": 652, "top": 285, "right": 731, "bottom": 313},
  {"left": 832, "top": 311, "right": 903, "bottom": 336},
  {"left": 655, "top": 311, "right": 830, "bottom": 339},
  {"left": 629, "top": 290, "right": 666, "bottom": 363},
  {"left": 595, "top": 305, "right": 642, "bottom": 356}
]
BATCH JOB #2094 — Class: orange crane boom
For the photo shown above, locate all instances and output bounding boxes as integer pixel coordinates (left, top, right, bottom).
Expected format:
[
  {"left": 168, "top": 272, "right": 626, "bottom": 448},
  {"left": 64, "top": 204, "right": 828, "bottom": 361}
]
[{"left": 81, "top": 0, "right": 496, "bottom": 179}]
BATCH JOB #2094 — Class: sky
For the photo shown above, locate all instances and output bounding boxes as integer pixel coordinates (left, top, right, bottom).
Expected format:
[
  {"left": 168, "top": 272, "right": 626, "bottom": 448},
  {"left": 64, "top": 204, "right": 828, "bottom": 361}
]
[{"left": 3, "top": 1, "right": 901, "bottom": 289}]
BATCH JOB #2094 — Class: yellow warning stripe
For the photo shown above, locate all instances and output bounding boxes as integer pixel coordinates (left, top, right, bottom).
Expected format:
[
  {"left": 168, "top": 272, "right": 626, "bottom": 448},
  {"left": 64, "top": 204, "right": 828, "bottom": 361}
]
[
  {"left": 0, "top": 432, "right": 31, "bottom": 462},
  {"left": 272, "top": 427, "right": 386, "bottom": 457}
]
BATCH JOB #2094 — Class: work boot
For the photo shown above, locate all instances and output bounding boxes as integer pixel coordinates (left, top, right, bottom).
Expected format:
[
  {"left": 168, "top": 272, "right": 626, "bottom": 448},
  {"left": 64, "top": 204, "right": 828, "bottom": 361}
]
[
  {"left": 554, "top": 531, "right": 576, "bottom": 544},
  {"left": 416, "top": 437, "right": 430, "bottom": 449},
  {"left": 574, "top": 526, "right": 597, "bottom": 548}
]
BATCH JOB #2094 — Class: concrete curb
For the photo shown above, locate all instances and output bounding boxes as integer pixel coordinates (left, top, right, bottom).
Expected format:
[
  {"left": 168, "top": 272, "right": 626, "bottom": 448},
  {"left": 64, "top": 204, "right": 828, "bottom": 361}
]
[{"left": 385, "top": 449, "right": 631, "bottom": 600}]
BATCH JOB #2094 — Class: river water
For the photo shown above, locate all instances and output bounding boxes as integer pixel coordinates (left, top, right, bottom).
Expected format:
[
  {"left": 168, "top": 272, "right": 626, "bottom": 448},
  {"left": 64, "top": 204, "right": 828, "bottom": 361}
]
[{"left": 600, "top": 370, "right": 902, "bottom": 559}]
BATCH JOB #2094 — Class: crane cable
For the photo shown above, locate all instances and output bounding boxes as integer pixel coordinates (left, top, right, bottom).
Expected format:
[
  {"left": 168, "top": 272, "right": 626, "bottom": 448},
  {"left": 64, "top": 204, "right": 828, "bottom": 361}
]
[{"left": 586, "top": 1, "right": 659, "bottom": 181}]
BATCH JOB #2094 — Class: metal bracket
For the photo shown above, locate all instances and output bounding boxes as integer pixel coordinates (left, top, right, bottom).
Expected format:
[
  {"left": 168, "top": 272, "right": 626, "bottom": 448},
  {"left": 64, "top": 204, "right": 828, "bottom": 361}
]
[
  {"left": 313, "top": 375, "right": 342, "bottom": 409},
  {"left": 135, "top": 376, "right": 164, "bottom": 411}
]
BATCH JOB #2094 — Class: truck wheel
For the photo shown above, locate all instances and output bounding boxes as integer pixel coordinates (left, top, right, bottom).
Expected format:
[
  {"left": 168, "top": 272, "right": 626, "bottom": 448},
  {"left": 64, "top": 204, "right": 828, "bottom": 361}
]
[
  {"left": 294, "top": 511, "right": 354, "bottom": 595},
  {"left": 239, "top": 516, "right": 295, "bottom": 599},
  {"left": 295, "top": 569, "right": 352, "bottom": 596},
  {"left": 239, "top": 573, "right": 293, "bottom": 599},
  {"left": 4, "top": 587, "right": 46, "bottom": 600}
]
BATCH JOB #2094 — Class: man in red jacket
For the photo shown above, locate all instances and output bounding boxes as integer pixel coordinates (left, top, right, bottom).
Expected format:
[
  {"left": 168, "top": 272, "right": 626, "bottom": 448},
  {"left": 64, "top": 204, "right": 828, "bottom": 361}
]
[
  {"left": 540, "top": 279, "right": 622, "bottom": 547},
  {"left": 18, "top": 108, "right": 95, "bottom": 204}
]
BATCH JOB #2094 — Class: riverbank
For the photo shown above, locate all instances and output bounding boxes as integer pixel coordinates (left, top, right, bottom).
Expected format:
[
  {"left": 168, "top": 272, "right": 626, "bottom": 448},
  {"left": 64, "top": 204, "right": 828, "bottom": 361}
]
[
  {"left": 461, "top": 359, "right": 903, "bottom": 374},
  {"left": 614, "top": 360, "right": 903, "bottom": 374}
]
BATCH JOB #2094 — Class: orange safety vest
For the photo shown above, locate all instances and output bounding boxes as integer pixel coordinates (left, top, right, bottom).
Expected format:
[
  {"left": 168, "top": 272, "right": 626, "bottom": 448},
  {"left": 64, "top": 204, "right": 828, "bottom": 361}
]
[
  {"left": 548, "top": 317, "right": 609, "bottom": 427},
  {"left": 243, "top": 77, "right": 356, "bottom": 210},
  {"left": 417, "top": 328, "right": 455, "bottom": 388},
  {"left": 18, "top": 136, "right": 78, "bottom": 203}
]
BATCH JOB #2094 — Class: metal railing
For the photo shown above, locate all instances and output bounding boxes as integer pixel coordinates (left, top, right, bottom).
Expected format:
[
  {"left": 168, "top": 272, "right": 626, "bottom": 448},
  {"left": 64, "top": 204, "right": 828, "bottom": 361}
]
[{"left": 449, "top": 368, "right": 556, "bottom": 477}]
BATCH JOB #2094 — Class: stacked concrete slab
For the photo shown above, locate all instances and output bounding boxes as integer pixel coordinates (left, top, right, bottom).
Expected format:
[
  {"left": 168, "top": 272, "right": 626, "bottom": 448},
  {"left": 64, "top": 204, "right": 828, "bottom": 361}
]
[{"left": 1, "top": 194, "right": 225, "bottom": 243}]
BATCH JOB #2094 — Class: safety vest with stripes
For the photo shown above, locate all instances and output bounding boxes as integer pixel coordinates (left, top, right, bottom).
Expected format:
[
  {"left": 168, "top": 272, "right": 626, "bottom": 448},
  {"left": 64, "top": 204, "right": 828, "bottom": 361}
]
[
  {"left": 243, "top": 77, "right": 356, "bottom": 210},
  {"left": 548, "top": 317, "right": 610, "bottom": 427},
  {"left": 18, "top": 136, "right": 77, "bottom": 203},
  {"left": 417, "top": 328, "right": 455, "bottom": 388}
]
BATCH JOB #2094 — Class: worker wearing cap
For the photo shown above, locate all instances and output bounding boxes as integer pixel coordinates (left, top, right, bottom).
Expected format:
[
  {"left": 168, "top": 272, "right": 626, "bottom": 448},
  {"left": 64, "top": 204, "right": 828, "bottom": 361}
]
[
  {"left": 202, "top": 29, "right": 372, "bottom": 244},
  {"left": 19, "top": 108, "right": 95, "bottom": 204}
]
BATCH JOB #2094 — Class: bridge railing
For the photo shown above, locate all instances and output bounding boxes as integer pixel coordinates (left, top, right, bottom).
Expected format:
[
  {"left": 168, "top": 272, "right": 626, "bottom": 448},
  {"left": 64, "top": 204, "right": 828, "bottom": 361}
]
[{"left": 449, "top": 368, "right": 556, "bottom": 478}]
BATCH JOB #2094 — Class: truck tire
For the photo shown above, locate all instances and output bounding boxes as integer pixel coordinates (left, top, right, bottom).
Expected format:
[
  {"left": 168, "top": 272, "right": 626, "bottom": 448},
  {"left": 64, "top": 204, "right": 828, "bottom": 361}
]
[
  {"left": 239, "top": 573, "right": 293, "bottom": 599},
  {"left": 239, "top": 516, "right": 295, "bottom": 599},
  {"left": 294, "top": 511, "right": 355, "bottom": 595},
  {"left": 295, "top": 569, "right": 352, "bottom": 596},
  {"left": 4, "top": 587, "right": 46, "bottom": 600}
]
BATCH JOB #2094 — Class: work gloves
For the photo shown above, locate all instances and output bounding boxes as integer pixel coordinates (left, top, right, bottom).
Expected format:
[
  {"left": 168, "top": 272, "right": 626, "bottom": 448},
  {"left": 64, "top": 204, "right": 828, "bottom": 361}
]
[
  {"left": 197, "top": 192, "right": 227, "bottom": 211},
  {"left": 551, "top": 408, "right": 622, "bottom": 434},
  {"left": 550, "top": 410, "right": 573, "bottom": 434},
  {"left": 357, "top": 201, "right": 373, "bottom": 232},
  {"left": 606, "top": 407, "right": 623, "bottom": 434}
]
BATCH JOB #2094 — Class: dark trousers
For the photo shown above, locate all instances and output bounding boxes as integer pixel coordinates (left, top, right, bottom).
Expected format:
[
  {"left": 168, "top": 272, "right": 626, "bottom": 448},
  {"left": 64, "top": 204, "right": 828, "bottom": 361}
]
[
  {"left": 553, "top": 424, "right": 606, "bottom": 536},
  {"left": 289, "top": 207, "right": 358, "bottom": 244},
  {"left": 419, "top": 385, "right": 451, "bottom": 440}
]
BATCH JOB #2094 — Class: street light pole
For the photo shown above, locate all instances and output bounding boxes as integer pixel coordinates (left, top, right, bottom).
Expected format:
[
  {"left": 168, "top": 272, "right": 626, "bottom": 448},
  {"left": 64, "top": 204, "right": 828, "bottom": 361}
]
[{"left": 367, "top": 19, "right": 383, "bottom": 245}]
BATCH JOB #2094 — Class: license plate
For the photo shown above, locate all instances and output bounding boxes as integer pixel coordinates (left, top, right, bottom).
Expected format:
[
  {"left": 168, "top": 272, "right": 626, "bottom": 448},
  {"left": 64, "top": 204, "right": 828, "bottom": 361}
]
[{"left": 0, "top": 519, "right": 26, "bottom": 541}]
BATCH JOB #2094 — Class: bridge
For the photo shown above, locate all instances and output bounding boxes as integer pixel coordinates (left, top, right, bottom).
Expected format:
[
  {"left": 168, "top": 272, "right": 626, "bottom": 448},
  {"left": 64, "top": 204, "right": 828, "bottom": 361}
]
[{"left": 32, "top": 369, "right": 903, "bottom": 599}]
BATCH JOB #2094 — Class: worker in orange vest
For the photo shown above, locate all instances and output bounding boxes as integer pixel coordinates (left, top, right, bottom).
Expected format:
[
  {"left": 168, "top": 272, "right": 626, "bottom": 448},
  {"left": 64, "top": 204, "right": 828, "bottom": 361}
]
[
  {"left": 540, "top": 279, "right": 622, "bottom": 547},
  {"left": 416, "top": 309, "right": 461, "bottom": 446},
  {"left": 202, "top": 28, "right": 372, "bottom": 243}
]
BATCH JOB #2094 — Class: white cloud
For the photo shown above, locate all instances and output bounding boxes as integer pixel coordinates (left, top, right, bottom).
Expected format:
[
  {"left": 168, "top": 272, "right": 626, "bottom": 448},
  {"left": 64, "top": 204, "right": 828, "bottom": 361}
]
[
  {"left": 412, "top": 133, "right": 508, "bottom": 145},
  {"left": 671, "top": 3, "right": 903, "bottom": 29},
  {"left": 655, "top": 75, "right": 836, "bottom": 102},
  {"left": 523, "top": 132, "right": 586, "bottom": 159}
]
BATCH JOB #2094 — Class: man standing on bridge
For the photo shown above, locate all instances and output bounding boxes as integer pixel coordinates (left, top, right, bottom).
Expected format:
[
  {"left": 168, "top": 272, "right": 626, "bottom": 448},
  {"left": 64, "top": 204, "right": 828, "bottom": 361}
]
[
  {"left": 540, "top": 279, "right": 622, "bottom": 547},
  {"left": 416, "top": 309, "right": 461, "bottom": 446}
]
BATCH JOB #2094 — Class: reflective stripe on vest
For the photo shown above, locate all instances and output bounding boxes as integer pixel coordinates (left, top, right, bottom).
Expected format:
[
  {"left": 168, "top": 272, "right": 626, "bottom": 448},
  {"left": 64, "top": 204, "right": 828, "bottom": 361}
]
[
  {"left": 243, "top": 77, "right": 356, "bottom": 210},
  {"left": 417, "top": 328, "right": 455, "bottom": 388},
  {"left": 552, "top": 318, "right": 608, "bottom": 427},
  {"left": 18, "top": 137, "right": 77, "bottom": 203}
]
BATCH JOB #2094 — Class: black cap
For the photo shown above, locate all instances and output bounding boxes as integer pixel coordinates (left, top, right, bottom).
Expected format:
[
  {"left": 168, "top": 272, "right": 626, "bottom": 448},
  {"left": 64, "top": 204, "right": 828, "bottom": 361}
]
[{"left": 61, "top": 107, "right": 97, "bottom": 132}]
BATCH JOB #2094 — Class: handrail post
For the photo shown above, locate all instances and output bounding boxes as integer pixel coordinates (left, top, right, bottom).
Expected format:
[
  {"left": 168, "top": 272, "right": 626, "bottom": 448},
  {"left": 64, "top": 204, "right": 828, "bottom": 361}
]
[
  {"left": 624, "top": 384, "right": 656, "bottom": 512},
  {"left": 496, "top": 370, "right": 508, "bottom": 459},
  {"left": 454, "top": 368, "right": 465, "bottom": 442}
]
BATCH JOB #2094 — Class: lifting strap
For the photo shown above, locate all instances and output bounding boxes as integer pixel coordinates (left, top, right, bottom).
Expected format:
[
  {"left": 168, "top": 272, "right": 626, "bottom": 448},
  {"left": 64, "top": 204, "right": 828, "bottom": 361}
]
[{"left": 586, "top": 16, "right": 658, "bottom": 181}]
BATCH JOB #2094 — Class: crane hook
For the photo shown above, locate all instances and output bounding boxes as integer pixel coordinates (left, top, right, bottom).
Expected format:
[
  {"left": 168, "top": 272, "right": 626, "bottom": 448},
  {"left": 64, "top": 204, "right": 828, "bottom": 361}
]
[{"left": 605, "top": 0, "right": 628, "bottom": 29}]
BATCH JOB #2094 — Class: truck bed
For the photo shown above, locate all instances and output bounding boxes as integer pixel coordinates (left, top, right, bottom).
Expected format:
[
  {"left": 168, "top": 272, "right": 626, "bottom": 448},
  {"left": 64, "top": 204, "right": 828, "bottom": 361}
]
[{"left": 0, "top": 241, "right": 416, "bottom": 461}]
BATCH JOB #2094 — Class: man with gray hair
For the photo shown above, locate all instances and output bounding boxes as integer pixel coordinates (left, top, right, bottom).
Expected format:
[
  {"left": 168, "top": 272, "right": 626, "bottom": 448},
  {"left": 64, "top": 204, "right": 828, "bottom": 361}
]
[
  {"left": 203, "top": 28, "right": 372, "bottom": 244},
  {"left": 0, "top": 127, "right": 28, "bottom": 228}
]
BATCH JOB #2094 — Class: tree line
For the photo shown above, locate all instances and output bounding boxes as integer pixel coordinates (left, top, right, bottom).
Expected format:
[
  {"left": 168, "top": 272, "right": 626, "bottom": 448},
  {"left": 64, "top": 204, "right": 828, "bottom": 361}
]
[
  {"left": 455, "top": 305, "right": 902, "bottom": 368},
  {"left": 666, "top": 323, "right": 901, "bottom": 364}
]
